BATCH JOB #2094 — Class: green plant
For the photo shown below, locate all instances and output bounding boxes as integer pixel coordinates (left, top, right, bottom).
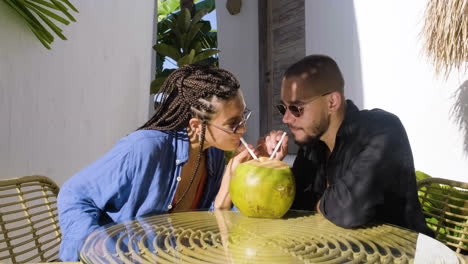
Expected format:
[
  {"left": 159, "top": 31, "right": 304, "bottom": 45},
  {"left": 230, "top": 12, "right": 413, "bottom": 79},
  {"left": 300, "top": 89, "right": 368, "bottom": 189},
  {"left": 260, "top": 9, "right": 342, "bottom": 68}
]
[
  {"left": 157, "top": 0, "right": 181, "bottom": 22},
  {"left": 417, "top": 173, "right": 468, "bottom": 250},
  {"left": 151, "top": 0, "right": 218, "bottom": 94},
  {"left": 415, "top": 170, "right": 431, "bottom": 182},
  {"left": 3, "top": 0, "right": 78, "bottom": 49}
]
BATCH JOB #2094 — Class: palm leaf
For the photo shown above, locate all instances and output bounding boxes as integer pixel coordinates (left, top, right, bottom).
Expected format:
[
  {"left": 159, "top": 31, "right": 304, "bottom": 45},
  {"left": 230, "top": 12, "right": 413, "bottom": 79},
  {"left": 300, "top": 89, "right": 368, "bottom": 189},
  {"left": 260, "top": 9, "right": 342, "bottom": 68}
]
[
  {"left": 5, "top": 0, "right": 54, "bottom": 41},
  {"left": 49, "top": 0, "right": 76, "bottom": 21},
  {"left": 152, "top": 0, "right": 219, "bottom": 96},
  {"left": 177, "top": 49, "right": 196, "bottom": 66},
  {"left": 154, "top": 43, "right": 182, "bottom": 61},
  {"left": 24, "top": 0, "right": 70, "bottom": 24},
  {"left": 191, "top": 8, "right": 208, "bottom": 25},
  {"left": 28, "top": 4, "right": 67, "bottom": 40},
  {"left": 193, "top": 49, "right": 219, "bottom": 62},
  {"left": 2, "top": 0, "right": 78, "bottom": 49},
  {"left": 157, "top": 0, "right": 180, "bottom": 21},
  {"left": 194, "top": 0, "right": 215, "bottom": 14},
  {"left": 57, "top": 0, "right": 77, "bottom": 12},
  {"left": 177, "top": 8, "right": 191, "bottom": 34}
]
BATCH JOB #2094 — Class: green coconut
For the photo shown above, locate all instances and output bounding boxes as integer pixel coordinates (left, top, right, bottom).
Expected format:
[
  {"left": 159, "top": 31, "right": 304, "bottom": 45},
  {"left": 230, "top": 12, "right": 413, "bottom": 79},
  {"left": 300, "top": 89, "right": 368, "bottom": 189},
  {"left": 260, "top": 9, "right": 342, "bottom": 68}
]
[{"left": 230, "top": 157, "right": 295, "bottom": 218}]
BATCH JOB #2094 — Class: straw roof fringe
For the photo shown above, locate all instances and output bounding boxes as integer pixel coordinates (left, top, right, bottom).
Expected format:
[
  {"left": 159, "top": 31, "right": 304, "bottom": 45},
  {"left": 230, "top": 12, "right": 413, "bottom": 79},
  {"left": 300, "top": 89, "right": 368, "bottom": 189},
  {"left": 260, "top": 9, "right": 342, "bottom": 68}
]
[
  {"left": 422, "top": 0, "right": 468, "bottom": 78},
  {"left": 451, "top": 80, "right": 468, "bottom": 154}
]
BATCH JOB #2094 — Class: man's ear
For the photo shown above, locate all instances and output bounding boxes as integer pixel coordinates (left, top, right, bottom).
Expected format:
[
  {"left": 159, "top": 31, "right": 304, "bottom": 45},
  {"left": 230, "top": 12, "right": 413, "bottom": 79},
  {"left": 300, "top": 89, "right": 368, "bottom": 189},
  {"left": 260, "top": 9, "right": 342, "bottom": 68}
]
[
  {"left": 188, "top": 117, "right": 202, "bottom": 135},
  {"left": 328, "top": 91, "right": 342, "bottom": 113}
]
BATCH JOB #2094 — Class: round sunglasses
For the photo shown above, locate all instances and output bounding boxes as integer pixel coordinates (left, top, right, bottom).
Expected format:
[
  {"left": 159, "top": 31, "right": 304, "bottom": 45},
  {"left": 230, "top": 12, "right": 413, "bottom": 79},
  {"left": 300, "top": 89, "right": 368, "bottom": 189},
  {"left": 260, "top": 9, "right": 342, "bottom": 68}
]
[
  {"left": 276, "top": 92, "right": 331, "bottom": 117},
  {"left": 208, "top": 108, "right": 252, "bottom": 134}
]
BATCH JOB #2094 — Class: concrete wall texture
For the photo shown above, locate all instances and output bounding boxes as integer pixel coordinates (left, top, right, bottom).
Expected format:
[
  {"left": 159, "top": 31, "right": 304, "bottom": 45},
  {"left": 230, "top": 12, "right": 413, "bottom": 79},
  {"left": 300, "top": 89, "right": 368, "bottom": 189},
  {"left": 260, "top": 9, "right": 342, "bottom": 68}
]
[{"left": 0, "top": 0, "right": 156, "bottom": 186}]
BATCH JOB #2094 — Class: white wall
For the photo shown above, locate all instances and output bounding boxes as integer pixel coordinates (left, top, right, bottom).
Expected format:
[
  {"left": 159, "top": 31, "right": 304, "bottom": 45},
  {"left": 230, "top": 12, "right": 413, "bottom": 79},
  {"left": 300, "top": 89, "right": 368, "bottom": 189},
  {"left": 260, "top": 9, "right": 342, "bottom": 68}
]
[
  {"left": 215, "top": 0, "right": 259, "bottom": 144},
  {"left": 305, "top": 0, "right": 364, "bottom": 108},
  {"left": 305, "top": 0, "right": 468, "bottom": 182},
  {"left": 0, "top": 0, "right": 156, "bottom": 186}
]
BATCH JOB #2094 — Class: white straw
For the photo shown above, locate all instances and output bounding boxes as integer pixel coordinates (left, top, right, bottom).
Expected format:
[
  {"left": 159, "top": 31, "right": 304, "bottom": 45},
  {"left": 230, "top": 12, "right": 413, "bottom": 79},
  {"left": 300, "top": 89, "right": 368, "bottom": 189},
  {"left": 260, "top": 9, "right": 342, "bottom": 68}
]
[
  {"left": 269, "top": 132, "right": 287, "bottom": 160},
  {"left": 240, "top": 137, "right": 259, "bottom": 160}
]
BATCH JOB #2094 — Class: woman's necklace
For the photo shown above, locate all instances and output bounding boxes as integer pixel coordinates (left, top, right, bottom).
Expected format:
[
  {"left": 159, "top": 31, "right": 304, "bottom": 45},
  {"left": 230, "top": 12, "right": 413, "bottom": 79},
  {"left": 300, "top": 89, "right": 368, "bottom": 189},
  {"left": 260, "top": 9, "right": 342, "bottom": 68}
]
[
  {"left": 171, "top": 124, "right": 207, "bottom": 209},
  {"left": 171, "top": 150, "right": 205, "bottom": 209}
]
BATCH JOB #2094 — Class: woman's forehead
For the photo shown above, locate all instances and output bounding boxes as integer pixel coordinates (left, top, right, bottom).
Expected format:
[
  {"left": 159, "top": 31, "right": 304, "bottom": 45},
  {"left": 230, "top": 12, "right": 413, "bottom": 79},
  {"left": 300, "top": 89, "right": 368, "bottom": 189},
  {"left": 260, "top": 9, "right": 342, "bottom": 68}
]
[{"left": 211, "top": 94, "right": 246, "bottom": 118}]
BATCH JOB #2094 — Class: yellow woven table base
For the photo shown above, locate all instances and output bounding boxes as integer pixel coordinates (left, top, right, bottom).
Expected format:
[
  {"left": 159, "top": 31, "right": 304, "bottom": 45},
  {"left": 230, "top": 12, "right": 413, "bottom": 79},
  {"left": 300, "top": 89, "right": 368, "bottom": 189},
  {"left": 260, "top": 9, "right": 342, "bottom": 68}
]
[{"left": 80, "top": 211, "right": 417, "bottom": 264}]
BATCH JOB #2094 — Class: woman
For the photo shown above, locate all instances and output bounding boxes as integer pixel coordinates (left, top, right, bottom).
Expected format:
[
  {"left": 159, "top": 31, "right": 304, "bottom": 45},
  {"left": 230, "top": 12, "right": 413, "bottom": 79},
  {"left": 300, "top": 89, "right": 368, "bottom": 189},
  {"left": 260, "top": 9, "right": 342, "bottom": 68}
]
[{"left": 57, "top": 65, "right": 254, "bottom": 261}]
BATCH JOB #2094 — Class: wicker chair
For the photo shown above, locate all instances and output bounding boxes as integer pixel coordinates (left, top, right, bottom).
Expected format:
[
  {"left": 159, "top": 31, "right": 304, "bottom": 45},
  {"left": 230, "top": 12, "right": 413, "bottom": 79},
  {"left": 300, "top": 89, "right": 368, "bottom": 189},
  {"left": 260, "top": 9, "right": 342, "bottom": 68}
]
[
  {"left": 417, "top": 177, "right": 468, "bottom": 257},
  {"left": 0, "top": 175, "right": 61, "bottom": 263}
]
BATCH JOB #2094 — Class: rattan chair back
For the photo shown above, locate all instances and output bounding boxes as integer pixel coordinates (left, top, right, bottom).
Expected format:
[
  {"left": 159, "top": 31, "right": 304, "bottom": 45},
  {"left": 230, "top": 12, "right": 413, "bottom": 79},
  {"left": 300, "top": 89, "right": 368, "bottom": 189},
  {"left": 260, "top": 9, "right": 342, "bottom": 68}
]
[
  {"left": 0, "top": 175, "right": 61, "bottom": 263},
  {"left": 418, "top": 177, "right": 468, "bottom": 255}
]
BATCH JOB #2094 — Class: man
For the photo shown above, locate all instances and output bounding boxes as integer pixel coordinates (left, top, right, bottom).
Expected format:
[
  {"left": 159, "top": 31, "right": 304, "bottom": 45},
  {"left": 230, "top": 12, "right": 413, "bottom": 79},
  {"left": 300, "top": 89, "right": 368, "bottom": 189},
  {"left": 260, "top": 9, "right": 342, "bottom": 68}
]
[{"left": 264, "top": 55, "right": 433, "bottom": 236}]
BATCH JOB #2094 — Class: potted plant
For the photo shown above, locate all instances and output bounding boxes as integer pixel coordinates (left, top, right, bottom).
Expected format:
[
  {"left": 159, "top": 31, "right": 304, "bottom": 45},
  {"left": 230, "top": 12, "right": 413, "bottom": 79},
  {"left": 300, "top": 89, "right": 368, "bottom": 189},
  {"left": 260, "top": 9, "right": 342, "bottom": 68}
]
[{"left": 151, "top": 0, "right": 218, "bottom": 95}]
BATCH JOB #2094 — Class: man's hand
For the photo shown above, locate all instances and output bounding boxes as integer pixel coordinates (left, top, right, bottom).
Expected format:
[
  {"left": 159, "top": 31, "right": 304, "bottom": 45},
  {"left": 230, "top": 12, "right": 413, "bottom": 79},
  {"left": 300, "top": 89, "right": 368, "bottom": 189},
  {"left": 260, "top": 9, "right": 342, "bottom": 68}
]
[{"left": 256, "top": 130, "right": 289, "bottom": 160}]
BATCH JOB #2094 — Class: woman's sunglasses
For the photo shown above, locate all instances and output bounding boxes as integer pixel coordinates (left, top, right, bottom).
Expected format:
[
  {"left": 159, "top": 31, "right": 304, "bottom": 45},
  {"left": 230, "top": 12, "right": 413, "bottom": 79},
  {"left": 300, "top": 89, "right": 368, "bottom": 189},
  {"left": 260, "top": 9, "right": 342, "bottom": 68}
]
[
  {"left": 276, "top": 92, "right": 331, "bottom": 117},
  {"left": 208, "top": 108, "right": 252, "bottom": 134}
]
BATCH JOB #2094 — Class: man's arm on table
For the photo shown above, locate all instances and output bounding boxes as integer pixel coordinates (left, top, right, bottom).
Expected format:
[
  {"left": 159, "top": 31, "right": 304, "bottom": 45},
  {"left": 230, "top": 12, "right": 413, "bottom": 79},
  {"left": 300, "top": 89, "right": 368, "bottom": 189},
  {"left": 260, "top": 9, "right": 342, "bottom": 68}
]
[{"left": 315, "top": 125, "right": 406, "bottom": 228}]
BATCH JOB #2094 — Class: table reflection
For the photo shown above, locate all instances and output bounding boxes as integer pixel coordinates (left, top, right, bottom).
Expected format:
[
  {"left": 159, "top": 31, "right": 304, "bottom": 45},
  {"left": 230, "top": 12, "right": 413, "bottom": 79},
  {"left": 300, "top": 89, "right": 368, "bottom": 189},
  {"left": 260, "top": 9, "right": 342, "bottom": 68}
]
[{"left": 80, "top": 210, "right": 423, "bottom": 263}]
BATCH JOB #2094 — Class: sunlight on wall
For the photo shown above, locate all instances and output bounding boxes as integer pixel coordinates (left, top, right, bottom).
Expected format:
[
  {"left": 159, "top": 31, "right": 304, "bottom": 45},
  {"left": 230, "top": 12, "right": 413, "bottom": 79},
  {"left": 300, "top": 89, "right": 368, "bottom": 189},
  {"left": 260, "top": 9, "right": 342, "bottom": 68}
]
[
  {"left": 305, "top": 0, "right": 467, "bottom": 182},
  {"left": 215, "top": 0, "right": 259, "bottom": 144}
]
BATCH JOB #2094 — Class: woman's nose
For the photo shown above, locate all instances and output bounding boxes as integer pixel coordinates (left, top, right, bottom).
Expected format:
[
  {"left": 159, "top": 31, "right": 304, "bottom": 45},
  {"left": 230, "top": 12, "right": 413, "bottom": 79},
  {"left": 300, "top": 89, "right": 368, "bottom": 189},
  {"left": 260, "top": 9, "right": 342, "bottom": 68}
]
[{"left": 236, "top": 123, "right": 247, "bottom": 134}]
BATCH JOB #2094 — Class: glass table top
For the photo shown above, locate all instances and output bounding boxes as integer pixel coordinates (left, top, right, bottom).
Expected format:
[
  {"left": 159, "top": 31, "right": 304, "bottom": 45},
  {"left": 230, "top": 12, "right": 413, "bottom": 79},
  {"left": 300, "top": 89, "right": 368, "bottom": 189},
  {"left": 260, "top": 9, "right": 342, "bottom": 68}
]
[{"left": 79, "top": 210, "right": 459, "bottom": 264}]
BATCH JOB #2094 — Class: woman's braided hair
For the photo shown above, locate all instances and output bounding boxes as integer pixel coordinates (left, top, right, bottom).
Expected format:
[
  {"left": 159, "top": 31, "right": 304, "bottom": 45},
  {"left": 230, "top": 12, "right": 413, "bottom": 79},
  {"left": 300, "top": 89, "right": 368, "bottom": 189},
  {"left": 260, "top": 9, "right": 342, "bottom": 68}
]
[
  {"left": 138, "top": 64, "right": 240, "bottom": 208},
  {"left": 139, "top": 64, "right": 240, "bottom": 131}
]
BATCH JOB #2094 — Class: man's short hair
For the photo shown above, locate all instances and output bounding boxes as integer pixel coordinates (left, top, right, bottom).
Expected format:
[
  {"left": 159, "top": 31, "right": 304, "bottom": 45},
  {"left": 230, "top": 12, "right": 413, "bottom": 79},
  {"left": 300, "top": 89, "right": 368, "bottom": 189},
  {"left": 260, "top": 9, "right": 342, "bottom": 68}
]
[{"left": 284, "top": 55, "right": 344, "bottom": 94}]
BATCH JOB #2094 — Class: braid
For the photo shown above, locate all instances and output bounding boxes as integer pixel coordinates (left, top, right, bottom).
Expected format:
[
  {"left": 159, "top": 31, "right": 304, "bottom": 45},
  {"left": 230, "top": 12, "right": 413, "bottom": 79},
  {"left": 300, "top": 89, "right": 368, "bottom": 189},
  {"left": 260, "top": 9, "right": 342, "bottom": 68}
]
[
  {"left": 138, "top": 65, "right": 239, "bottom": 209},
  {"left": 139, "top": 64, "right": 240, "bottom": 130}
]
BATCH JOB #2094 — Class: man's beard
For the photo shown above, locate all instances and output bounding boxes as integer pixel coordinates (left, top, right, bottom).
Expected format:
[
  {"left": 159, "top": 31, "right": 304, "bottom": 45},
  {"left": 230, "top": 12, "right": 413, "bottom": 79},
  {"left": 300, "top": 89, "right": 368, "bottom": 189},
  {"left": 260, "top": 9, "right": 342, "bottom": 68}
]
[
  {"left": 291, "top": 117, "right": 329, "bottom": 146},
  {"left": 294, "top": 133, "right": 320, "bottom": 146}
]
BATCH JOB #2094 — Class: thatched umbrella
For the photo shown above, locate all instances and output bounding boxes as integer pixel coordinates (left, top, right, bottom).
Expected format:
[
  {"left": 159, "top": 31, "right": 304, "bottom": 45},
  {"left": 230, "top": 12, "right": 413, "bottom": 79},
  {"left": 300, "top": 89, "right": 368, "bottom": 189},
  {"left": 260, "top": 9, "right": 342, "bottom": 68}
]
[
  {"left": 422, "top": 0, "right": 468, "bottom": 154},
  {"left": 422, "top": 0, "right": 468, "bottom": 78}
]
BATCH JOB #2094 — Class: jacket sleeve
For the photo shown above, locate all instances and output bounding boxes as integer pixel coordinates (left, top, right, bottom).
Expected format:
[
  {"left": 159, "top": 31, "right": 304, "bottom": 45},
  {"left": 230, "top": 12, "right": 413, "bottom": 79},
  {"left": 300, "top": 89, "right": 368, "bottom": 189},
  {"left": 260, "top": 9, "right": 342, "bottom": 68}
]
[{"left": 319, "top": 120, "right": 409, "bottom": 228}]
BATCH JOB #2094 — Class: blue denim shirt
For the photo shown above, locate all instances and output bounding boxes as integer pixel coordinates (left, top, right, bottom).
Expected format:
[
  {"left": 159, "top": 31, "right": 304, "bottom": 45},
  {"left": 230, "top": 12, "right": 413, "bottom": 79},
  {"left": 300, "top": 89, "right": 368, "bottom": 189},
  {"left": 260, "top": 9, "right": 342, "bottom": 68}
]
[{"left": 57, "top": 129, "right": 225, "bottom": 261}]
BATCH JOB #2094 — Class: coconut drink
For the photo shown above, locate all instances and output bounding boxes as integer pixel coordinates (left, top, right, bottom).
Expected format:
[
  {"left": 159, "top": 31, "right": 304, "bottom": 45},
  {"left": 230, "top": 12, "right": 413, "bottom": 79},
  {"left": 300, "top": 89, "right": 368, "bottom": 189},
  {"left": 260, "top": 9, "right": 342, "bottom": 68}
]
[{"left": 230, "top": 157, "right": 295, "bottom": 218}]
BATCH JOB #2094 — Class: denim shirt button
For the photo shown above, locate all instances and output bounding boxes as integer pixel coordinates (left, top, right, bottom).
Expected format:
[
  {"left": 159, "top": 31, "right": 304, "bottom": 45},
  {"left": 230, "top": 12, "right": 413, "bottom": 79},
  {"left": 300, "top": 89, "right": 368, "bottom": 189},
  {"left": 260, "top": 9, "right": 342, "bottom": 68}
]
[
  {"left": 176, "top": 177, "right": 181, "bottom": 182},
  {"left": 176, "top": 159, "right": 180, "bottom": 164},
  {"left": 167, "top": 204, "right": 172, "bottom": 209}
]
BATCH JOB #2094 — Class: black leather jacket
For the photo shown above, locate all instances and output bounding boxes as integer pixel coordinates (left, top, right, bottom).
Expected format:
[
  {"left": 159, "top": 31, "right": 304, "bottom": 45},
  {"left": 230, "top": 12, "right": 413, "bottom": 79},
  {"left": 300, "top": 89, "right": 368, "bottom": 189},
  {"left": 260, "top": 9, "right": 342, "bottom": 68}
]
[{"left": 291, "top": 100, "right": 434, "bottom": 237}]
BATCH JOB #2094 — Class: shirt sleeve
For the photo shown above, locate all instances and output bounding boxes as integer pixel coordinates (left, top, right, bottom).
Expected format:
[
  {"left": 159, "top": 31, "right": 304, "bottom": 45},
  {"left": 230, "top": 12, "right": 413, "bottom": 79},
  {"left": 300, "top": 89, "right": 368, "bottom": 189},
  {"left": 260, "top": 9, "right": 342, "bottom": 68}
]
[
  {"left": 319, "top": 119, "right": 409, "bottom": 228},
  {"left": 57, "top": 151, "right": 133, "bottom": 261}
]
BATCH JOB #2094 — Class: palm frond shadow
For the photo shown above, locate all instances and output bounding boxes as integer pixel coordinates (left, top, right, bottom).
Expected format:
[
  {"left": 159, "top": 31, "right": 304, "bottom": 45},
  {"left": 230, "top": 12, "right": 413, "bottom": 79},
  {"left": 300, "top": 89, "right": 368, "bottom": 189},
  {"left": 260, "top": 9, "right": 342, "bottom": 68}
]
[
  {"left": 3, "top": 0, "right": 79, "bottom": 49},
  {"left": 451, "top": 80, "right": 468, "bottom": 155}
]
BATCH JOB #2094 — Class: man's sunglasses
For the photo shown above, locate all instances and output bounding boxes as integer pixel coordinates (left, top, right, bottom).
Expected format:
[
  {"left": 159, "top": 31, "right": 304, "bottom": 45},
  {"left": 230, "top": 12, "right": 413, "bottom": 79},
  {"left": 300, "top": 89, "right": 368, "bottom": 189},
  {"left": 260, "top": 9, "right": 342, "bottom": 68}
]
[
  {"left": 208, "top": 108, "right": 252, "bottom": 134},
  {"left": 276, "top": 92, "right": 332, "bottom": 117}
]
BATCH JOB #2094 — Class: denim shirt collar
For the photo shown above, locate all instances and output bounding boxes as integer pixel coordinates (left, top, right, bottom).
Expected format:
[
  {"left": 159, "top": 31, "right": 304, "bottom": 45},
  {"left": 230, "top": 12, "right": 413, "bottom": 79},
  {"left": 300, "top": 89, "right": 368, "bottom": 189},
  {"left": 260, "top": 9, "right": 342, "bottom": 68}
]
[
  {"left": 174, "top": 129, "right": 190, "bottom": 164},
  {"left": 173, "top": 129, "right": 216, "bottom": 178}
]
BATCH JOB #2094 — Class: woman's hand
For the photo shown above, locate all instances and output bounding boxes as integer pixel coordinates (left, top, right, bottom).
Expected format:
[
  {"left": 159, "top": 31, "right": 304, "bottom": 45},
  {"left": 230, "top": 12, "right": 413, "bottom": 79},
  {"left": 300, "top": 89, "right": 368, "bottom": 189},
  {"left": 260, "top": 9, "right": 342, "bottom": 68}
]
[
  {"left": 214, "top": 144, "right": 257, "bottom": 209},
  {"left": 228, "top": 144, "right": 255, "bottom": 173}
]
